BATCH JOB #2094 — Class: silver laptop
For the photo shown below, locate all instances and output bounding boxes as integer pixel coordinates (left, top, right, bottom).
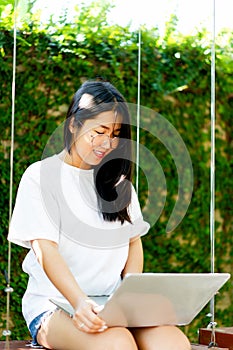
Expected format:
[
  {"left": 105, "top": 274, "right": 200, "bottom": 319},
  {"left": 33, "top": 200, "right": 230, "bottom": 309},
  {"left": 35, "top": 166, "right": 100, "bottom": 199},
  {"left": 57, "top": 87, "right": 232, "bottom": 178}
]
[{"left": 50, "top": 272, "right": 230, "bottom": 327}]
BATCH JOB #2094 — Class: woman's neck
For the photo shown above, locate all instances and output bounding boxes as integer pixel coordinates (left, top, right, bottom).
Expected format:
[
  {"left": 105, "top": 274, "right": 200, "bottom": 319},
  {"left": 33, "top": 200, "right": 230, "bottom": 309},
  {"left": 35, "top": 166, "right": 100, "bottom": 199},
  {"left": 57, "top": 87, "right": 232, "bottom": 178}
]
[{"left": 58, "top": 150, "right": 92, "bottom": 170}]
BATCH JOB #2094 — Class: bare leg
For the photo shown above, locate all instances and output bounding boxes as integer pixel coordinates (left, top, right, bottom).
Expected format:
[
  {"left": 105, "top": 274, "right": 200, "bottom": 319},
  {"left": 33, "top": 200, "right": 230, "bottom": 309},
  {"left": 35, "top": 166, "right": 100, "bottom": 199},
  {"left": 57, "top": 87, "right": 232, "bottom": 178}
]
[
  {"left": 130, "top": 325, "right": 191, "bottom": 350},
  {"left": 37, "top": 309, "right": 138, "bottom": 350}
]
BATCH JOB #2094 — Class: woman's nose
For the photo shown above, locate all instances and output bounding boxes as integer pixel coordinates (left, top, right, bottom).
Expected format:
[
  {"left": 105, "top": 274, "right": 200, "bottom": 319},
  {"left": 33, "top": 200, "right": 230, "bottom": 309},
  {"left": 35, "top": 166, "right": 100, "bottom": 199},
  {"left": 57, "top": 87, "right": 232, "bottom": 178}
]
[{"left": 101, "top": 136, "right": 111, "bottom": 149}]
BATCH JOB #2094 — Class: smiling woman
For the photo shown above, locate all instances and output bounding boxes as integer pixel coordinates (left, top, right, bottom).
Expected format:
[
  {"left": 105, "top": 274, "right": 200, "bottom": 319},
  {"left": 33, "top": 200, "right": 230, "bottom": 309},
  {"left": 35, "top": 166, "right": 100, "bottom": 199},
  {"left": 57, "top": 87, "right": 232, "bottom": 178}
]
[{"left": 7, "top": 79, "right": 191, "bottom": 350}]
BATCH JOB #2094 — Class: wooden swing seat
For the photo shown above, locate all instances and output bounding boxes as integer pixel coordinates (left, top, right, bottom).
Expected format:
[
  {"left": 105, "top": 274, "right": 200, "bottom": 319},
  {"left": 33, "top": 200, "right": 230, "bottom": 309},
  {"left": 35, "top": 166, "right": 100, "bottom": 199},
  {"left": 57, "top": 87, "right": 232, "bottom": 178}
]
[
  {"left": 199, "top": 327, "right": 233, "bottom": 350},
  {"left": 0, "top": 340, "right": 46, "bottom": 350},
  {"left": 0, "top": 341, "right": 229, "bottom": 350},
  {"left": 191, "top": 345, "right": 228, "bottom": 350}
]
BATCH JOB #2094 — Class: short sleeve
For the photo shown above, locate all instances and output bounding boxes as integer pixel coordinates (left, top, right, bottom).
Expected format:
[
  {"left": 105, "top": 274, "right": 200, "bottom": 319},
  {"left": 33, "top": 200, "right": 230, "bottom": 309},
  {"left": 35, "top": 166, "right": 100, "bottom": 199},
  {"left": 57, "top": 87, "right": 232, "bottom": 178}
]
[
  {"left": 8, "top": 162, "right": 60, "bottom": 249},
  {"left": 128, "top": 185, "right": 150, "bottom": 240}
]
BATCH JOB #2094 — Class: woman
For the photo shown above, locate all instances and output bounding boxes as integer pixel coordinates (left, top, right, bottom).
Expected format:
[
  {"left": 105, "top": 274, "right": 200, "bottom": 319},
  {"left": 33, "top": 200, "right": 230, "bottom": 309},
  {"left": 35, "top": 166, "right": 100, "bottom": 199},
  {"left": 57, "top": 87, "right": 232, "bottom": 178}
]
[{"left": 8, "top": 80, "right": 190, "bottom": 350}]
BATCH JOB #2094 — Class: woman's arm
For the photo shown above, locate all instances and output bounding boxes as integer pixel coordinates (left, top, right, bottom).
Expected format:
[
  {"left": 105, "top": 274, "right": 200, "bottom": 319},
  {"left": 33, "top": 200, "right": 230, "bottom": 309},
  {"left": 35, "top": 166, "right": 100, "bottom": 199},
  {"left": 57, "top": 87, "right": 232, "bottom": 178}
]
[
  {"left": 31, "top": 239, "right": 107, "bottom": 333},
  {"left": 122, "top": 237, "right": 144, "bottom": 277},
  {"left": 31, "top": 239, "right": 85, "bottom": 308}
]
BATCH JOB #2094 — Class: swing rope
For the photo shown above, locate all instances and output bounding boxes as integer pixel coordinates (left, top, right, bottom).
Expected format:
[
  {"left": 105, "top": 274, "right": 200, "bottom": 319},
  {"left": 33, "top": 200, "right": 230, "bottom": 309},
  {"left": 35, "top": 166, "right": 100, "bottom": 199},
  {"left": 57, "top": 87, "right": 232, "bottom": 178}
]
[
  {"left": 3, "top": 0, "right": 18, "bottom": 348},
  {"left": 135, "top": 27, "right": 141, "bottom": 195},
  {"left": 210, "top": 0, "right": 216, "bottom": 285},
  {"left": 208, "top": 0, "right": 217, "bottom": 346}
]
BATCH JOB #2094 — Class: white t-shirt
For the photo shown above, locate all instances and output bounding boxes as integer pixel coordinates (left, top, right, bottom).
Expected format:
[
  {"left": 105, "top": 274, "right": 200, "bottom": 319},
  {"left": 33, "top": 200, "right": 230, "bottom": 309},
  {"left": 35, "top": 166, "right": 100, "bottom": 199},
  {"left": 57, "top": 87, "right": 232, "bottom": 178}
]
[{"left": 8, "top": 154, "right": 150, "bottom": 327}]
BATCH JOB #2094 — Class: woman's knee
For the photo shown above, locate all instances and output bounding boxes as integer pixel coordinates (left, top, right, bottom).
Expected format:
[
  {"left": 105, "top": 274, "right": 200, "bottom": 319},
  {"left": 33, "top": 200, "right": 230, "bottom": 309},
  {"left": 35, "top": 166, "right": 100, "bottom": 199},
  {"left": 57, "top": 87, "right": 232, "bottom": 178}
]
[
  {"left": 131, "top": 325, "right": 191, "bottom": 350},
  {"left": 160, "top": 326, "right": 191, "bottom": 349},
  {"left": 105, "top": 327, "right": 138, "bottom": 350}
]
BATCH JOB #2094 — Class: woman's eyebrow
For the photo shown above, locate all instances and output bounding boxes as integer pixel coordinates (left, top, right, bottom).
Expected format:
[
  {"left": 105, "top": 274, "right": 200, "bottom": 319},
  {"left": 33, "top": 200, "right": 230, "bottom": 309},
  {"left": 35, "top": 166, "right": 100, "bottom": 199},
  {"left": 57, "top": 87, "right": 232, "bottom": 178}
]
[{"left": 97, "top": 124, "right": 121, "bottom": 131}]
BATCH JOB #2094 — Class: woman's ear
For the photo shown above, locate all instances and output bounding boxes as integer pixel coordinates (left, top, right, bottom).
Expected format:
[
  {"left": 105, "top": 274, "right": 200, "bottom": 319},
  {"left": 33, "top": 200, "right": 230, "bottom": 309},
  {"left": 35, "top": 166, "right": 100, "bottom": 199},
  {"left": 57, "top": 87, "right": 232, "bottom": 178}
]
[{"left": 68, "top": 117, "right": 76, "bottom": 134}]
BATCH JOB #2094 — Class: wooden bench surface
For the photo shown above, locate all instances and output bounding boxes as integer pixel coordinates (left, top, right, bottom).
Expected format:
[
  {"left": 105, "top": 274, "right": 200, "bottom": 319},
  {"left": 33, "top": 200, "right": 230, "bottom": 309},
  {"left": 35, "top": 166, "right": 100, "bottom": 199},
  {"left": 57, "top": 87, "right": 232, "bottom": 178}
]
[
  {"left": 191, "top": 344, "right": 228, "bottom": 350},
  {"left": 0, "top": 341, "right": 44, "bottom": 350},
  {"left": 0, "top": 340, "right": 229, "bottom": 350},
  {"left": 199, "top": 327, "right": 233, "bottom": 350}
]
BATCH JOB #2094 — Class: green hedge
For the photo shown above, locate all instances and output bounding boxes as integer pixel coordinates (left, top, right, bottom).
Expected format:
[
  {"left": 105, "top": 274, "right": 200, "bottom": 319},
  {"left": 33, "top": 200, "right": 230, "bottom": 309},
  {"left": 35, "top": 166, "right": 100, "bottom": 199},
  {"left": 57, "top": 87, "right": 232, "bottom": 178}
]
[{"left": 0, "top": 2, "right": 232, "bottom": 343}]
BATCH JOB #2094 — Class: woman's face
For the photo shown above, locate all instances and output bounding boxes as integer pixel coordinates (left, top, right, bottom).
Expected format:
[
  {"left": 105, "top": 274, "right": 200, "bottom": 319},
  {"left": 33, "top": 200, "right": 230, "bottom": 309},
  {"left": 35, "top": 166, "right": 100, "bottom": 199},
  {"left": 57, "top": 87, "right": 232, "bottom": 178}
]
[{"left": 69, "top": 110, "right": 122, "bottom": 169}]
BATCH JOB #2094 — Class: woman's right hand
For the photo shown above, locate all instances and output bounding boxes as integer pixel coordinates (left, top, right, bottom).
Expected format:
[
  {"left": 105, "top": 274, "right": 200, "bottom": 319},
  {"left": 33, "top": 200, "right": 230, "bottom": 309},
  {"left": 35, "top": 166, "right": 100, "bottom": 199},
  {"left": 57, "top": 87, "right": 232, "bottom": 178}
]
[
  {"left": 31, "top": 239, "right": 107, "bottom": 333},
  {"left": 73, "top": 297, "right": 107, "bottom": 333}
]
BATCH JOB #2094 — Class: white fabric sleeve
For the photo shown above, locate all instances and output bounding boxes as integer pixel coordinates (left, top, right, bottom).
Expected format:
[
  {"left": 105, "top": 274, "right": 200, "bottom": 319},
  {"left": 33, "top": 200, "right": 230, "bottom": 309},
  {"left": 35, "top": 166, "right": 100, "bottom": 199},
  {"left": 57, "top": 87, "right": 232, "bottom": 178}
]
[
  {"left": 8, "top": 162, "right": 60, "bottom": 249},
  {"left": 128, "top": 185, "right": 150, "bottom": 240}
]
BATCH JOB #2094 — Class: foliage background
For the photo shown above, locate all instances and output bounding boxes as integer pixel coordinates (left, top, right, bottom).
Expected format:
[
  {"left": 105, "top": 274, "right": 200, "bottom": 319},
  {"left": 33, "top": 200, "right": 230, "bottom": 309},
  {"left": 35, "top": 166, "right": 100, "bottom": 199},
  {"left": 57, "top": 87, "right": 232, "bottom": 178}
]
[{"left": 0, "top": 0, "right": 232, "bottom": 343}]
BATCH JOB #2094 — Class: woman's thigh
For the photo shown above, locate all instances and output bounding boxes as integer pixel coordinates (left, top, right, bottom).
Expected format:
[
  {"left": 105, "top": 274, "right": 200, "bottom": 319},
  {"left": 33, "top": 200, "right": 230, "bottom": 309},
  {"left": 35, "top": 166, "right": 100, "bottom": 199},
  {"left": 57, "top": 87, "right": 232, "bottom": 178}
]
[
  {"left": 37, "top": 309, "right": 138, "bottom": 350},
  {"left": 130, "top": 325, "right": 191, "bottom": 350}
]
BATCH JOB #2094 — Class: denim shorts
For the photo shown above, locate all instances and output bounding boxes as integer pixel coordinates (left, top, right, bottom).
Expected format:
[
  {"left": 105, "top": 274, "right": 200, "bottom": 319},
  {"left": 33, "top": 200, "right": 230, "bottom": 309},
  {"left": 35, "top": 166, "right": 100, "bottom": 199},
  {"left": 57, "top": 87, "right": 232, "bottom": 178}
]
[{"left": 28, "top": 310, "right": 54, "bottom": 348}]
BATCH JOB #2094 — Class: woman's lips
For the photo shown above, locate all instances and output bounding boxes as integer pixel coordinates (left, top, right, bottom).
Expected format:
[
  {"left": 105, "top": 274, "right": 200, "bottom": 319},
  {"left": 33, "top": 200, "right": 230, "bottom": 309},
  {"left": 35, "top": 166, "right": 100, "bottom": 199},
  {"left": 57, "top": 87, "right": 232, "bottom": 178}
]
[{"left": 93, "top": 149, "right": 106, "bottom": 159}]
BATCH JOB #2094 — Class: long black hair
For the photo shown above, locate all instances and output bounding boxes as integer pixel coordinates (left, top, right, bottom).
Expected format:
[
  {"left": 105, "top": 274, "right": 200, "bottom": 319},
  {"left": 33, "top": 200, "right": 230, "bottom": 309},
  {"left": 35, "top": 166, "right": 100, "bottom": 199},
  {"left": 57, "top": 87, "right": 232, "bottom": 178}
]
[{"left": 64, "top": 80, "right": 133, "bottom": 224}]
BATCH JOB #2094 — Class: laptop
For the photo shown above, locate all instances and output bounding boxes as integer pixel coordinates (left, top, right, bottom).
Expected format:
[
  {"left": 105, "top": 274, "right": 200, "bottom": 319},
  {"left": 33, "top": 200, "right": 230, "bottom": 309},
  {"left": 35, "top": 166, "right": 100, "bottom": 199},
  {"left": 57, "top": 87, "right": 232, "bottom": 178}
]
[{"left": 50, "top": 272, "right": 230, "bottom": 327}]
